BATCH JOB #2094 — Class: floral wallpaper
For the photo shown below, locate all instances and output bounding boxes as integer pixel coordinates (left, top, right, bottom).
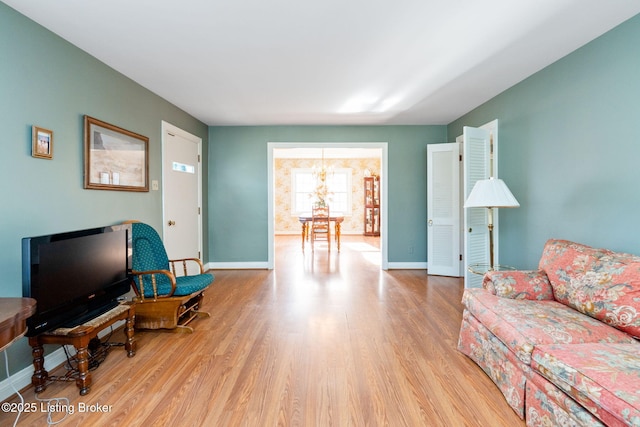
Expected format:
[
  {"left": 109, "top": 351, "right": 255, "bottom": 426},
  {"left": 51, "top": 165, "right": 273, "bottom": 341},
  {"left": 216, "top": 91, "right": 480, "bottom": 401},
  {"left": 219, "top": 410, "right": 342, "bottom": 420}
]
[{"left": 275, "top": 157, "right": 381, "bottom": 234}]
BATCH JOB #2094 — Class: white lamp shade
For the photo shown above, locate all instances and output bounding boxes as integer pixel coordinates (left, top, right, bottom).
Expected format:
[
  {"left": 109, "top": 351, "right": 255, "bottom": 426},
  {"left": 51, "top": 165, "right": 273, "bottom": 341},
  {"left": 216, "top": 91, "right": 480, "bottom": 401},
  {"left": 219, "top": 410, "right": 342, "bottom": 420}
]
[{"left": 464, "top": 177, "right": 520, "bottom": 208}]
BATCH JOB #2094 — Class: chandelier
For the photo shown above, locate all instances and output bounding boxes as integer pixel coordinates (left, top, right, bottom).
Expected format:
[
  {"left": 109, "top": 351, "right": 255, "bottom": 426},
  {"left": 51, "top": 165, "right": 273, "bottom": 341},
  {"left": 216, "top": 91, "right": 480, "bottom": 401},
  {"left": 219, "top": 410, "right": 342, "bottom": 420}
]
[{"left": 311, "top": 149, "right": 333, "bottom": 207}]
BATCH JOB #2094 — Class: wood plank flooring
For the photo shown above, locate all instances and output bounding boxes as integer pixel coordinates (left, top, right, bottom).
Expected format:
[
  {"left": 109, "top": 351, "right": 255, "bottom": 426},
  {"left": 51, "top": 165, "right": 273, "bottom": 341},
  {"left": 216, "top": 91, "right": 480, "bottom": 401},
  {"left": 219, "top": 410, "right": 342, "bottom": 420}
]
[{"left": 2, "top": 235, "right": 523, "bottom": 426}]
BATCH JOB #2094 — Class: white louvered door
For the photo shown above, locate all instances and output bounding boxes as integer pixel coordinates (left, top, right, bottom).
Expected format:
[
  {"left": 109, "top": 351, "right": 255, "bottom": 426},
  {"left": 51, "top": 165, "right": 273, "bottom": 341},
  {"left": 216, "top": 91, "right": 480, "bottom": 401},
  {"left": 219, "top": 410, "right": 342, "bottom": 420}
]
[
  {"left": 463, "top": 124, "right": 494, "bottom": 288},
  {"left": 427, "top": 143, "right": 461, "bottom": 277}
]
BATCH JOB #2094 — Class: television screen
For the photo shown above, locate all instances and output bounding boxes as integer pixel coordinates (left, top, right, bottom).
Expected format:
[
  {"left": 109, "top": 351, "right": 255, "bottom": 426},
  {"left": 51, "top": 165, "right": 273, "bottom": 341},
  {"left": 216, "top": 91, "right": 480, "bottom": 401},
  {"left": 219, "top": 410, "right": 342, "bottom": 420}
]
[{"left": 22, "top": 224, "right": 131, "bottom": 336}]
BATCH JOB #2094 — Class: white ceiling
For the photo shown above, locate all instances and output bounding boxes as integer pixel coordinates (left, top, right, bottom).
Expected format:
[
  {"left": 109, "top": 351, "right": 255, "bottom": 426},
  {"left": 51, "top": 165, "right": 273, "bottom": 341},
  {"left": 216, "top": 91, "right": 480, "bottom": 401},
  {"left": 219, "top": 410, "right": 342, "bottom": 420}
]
[{"left": 5, "top": 0, "right": 640, "bottom": 126}]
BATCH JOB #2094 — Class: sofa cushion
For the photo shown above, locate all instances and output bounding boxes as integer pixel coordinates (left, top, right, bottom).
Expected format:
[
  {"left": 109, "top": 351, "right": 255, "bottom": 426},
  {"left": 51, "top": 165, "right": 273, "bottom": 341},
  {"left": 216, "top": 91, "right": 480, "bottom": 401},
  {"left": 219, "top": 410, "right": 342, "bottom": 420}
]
[
  {"left": 483, "top": 269, "right": 554, "bottom": 300},
  {"left": 538, "top": 239, "right": 640, "bottom": 339},
  {"left": 463, "top": 288, "right": 637, "bottom": 365},
  {"left": 532, "top": 343, "right": 640, "bottom": 427}
]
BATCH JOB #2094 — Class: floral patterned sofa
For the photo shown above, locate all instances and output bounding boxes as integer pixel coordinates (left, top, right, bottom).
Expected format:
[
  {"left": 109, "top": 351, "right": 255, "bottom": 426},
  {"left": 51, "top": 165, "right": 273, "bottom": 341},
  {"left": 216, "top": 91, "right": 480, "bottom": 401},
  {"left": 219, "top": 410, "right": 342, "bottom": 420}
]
[{"left": 458, "top": 239, "right": 640, "bottom": 426}]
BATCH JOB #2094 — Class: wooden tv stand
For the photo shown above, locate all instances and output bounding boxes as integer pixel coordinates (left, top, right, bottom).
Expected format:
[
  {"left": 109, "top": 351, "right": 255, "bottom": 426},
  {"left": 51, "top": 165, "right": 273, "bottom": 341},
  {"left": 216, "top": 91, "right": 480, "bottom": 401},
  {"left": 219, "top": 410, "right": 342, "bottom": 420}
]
[{"left": 28, "top": 302, "right": 136, "bottom": 396}]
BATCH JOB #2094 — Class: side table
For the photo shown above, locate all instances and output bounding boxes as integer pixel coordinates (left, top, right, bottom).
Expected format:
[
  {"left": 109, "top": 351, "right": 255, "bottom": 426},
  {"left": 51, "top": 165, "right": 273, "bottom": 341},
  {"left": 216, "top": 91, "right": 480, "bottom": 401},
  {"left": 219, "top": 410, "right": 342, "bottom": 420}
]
[
  {"left": 28, "top": 302, "right": 136, "bottom": 396},
  {"left": 0, "top": 298, "right": 37, "bottom": 352},
  {"left": 467, "top": 263, "right": 516, "bottom": 276}
]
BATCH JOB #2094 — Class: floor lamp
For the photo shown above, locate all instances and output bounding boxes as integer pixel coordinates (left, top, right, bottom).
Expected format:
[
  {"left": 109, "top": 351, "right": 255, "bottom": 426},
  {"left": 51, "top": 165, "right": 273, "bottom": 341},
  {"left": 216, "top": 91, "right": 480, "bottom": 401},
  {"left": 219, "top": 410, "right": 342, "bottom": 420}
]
[{"left": 464, "top": 177, "right": 520, "bottom": 270}]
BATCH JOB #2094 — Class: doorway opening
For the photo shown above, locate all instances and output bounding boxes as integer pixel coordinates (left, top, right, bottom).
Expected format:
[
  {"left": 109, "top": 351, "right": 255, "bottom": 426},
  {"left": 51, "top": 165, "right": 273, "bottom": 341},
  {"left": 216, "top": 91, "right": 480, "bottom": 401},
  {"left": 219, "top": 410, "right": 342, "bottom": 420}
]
[{"left": 268, "top": 142, "right": 388, "bottom": 270}]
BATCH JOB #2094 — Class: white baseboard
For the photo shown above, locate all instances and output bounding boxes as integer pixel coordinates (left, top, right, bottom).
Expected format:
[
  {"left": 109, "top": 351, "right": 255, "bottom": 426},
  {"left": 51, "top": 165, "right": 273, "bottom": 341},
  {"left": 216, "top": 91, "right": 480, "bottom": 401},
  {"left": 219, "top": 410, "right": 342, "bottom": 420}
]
[
  {"left": 0, "top": 320, "right": 125, "bottom": 402},
  {"left": 205, "top": 261, "right": 424, "bottom": 270},
  {"left": 206, "top": 262, "right": 270, "bottom": 270},
  {"left": 387, "top": 262, "right": 428, "bottom": 270}
]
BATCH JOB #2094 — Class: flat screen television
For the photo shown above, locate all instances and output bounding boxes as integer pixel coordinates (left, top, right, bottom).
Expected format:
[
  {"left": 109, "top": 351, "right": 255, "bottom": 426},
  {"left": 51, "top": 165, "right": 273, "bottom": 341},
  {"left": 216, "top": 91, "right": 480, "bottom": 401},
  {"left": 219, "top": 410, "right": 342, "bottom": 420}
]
[{"left": 22, "top": 224, "right": 132, "bottom": 337}]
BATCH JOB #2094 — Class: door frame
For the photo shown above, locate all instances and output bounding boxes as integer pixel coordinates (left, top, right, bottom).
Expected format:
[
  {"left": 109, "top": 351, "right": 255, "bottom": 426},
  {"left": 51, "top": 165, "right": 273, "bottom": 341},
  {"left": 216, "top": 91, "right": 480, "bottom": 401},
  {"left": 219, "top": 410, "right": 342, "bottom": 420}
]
[
  {"left": 161, "top": 120, "right": 203, "bottom": 260},
  {"left": 267, "top": 142, "right": 389, "bottom": 270}
]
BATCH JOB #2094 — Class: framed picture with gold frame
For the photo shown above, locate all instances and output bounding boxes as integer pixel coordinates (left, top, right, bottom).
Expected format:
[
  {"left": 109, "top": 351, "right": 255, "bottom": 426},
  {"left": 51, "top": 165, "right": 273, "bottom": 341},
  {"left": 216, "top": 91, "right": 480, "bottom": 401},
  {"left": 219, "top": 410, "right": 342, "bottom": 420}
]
[
  {"left": 84, "top": 115, "right": 149, "bottom": 192},
  {"left": 32, "top": 126, "right": 53, "bottom": 159}
]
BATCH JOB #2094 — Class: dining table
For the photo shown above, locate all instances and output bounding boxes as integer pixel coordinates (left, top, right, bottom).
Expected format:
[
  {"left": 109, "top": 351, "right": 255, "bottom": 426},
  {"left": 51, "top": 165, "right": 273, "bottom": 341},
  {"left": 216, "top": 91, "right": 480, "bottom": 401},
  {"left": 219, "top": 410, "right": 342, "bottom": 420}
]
[{"left": 298, "top": 214, "right": 344, "bottom": 251}]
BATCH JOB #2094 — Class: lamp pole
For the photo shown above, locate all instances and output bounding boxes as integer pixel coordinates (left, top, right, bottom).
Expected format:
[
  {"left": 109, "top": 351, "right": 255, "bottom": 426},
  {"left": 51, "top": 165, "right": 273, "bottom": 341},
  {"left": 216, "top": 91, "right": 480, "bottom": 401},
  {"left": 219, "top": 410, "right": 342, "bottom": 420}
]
[{"left": 487, "top": 207, "right": 495, "bottom": 269}]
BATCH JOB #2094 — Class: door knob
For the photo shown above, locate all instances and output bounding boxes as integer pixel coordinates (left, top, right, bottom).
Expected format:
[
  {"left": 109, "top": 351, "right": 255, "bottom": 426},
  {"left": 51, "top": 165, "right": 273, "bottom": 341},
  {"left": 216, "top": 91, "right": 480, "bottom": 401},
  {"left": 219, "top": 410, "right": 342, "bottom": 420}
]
[
  {"left": 428, "top": 219, "right": 433, "bottom": 226},
  {"left": 168, "top": 220, "right": 176, "bottom": 226}
]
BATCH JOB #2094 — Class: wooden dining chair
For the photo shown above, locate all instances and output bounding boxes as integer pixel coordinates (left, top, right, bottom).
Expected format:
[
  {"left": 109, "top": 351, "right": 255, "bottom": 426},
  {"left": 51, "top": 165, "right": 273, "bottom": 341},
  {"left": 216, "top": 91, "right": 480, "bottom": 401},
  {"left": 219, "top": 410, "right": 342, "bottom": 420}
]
[{"left": 311, "top": 205, "right": 330, "bottom": 251}]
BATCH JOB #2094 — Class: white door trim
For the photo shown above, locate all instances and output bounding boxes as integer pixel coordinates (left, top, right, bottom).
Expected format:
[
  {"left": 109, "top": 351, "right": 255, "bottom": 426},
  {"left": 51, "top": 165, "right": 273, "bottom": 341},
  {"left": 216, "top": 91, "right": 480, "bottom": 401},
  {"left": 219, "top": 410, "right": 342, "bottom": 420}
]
[
  {"left": 161, "top": 121, "right": 203, "bottom": 260},
  {"left": 267, "top": 142, "right": 389, "bottom": 270}
]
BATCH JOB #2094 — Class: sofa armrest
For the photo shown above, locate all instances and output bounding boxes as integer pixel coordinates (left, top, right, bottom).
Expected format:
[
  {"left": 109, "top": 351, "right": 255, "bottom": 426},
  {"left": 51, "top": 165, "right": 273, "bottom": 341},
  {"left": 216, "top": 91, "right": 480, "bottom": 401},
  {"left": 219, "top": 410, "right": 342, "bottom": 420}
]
[{"left": 483, "top": 270, "right": 555, "bottom": 300}]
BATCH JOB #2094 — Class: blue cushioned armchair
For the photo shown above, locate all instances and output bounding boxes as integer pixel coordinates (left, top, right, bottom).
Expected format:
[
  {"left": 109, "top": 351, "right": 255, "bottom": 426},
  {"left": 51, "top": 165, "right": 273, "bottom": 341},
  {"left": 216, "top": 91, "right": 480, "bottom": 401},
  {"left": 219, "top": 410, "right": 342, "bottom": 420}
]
[{"left": 129, "top": 222, "right": 213, "bottom": 332}]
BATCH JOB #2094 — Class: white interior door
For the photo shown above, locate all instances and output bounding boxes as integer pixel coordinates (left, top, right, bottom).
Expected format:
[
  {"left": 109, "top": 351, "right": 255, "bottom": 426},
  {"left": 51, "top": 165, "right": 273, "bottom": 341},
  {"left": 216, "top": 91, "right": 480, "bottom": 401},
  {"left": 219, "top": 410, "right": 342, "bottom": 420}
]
[
  {"left": 162, "top": 122, "right": 202, "bottom": 274},
  {"left": 463, "top": 125, "right": 492, "bottom": 288},
  {"left": 427, "top": 143, "right": 461, "bottom": 277}
]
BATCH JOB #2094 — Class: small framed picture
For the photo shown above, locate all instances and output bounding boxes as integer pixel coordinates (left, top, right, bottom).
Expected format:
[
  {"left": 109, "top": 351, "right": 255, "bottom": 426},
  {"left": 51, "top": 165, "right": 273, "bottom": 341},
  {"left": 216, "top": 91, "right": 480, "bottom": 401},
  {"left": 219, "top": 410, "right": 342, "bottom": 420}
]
[{"left": 32, "top": 126, "right": 53, "bottom": 159}]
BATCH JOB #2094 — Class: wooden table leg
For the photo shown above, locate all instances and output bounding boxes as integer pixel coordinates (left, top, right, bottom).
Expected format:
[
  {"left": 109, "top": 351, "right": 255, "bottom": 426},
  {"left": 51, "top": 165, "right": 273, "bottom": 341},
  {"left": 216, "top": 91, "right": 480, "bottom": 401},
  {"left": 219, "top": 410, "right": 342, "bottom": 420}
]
[
  {"left": 75, "top": 344, "right": 91, "bottom": 396},
  {"left": 29, "top": 340, "right": 48, "bottom": 393},
  {"left": 68, "top": 326, "right": 93, "bottom": 396},
  {"left": 335, "top": 222, "right": 341, "bottom": 251},
  {"left": 301, "top": 222, "right": 307, "bottom": 251},
  {"left": 125, "top": 309, "right": 136, "bottom": 357}
]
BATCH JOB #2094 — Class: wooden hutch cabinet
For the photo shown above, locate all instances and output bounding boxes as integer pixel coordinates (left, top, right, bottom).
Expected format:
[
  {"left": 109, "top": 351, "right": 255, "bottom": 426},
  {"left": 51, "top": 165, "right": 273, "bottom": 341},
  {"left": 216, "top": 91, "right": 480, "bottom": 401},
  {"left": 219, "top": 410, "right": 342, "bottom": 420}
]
[{"left": 364, "top": 176, "right": 380, "bottom": 236}]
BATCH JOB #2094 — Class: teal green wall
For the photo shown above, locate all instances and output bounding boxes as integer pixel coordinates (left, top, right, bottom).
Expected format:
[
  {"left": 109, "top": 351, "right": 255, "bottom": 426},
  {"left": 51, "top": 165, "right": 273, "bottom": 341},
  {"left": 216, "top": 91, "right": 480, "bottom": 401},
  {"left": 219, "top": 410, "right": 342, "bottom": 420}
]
[
  {"left": 448, "top": 14, "right": 640, "bottom": 268},
  {"left": 208, "top": 126, "right": 447, "bottom": 263},
  {"left": 0, "top": 3, "right": 208, "bottom": 376}
]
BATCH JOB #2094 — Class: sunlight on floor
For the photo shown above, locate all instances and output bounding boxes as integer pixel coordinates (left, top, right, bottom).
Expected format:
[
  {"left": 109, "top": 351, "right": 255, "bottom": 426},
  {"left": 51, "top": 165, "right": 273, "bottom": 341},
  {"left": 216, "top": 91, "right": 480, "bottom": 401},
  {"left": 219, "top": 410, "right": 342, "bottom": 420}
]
[
  {"left": 342, "top": 241, "right": 379, "bottom": 252},
  {"left": 343, "top": 241, "right": 381, "bottom": 266},
  {"left": 362, "top": 252, "right": 381, "bottom": 266}
]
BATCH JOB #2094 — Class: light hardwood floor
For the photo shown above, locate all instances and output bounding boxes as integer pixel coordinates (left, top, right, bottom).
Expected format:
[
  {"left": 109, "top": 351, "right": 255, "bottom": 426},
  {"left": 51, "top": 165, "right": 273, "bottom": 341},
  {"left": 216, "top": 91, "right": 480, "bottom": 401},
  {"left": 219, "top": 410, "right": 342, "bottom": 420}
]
[{"left": 2, "top": 235, "right": 523, "bottom": 426}]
